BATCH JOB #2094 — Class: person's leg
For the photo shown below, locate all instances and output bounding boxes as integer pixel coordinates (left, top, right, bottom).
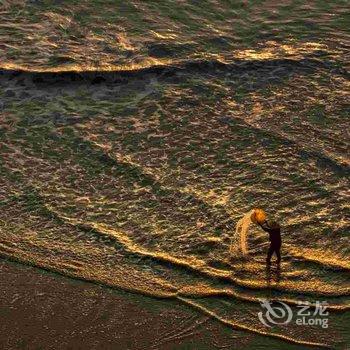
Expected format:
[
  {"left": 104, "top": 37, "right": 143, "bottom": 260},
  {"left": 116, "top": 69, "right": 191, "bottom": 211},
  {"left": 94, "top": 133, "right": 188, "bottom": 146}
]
[
  {"left": 266, "top": 244, "right": 273, "bottom": 264},
  {"left": 275, "top": 246, "right": 281, "bottom": 264}
]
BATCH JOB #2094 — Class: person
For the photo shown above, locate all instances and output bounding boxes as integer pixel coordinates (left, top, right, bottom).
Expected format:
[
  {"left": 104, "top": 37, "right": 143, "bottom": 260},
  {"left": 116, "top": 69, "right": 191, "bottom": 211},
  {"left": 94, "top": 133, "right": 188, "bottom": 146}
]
[{"left": 258, "top": 220, "right": 281, "bottom": 264}]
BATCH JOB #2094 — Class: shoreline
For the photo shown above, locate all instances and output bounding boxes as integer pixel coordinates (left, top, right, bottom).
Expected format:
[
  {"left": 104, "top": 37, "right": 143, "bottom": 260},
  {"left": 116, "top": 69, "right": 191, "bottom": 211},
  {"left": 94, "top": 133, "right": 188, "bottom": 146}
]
[
  {"left": 0, "top": 258, "right": 318, "bottom": 350},
  {"left": 0, "top": 258, "right": 237, "bottom": 350}
]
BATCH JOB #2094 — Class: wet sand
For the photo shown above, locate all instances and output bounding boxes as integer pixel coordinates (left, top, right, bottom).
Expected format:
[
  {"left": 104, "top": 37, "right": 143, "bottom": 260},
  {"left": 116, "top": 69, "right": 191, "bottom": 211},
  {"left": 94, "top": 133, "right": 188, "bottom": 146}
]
[
  {"left": 0, "top": 259, "right": 322, "bottom": 350},
  {"left": 0, "top": 259, "right": 240, "bottom": 350}
]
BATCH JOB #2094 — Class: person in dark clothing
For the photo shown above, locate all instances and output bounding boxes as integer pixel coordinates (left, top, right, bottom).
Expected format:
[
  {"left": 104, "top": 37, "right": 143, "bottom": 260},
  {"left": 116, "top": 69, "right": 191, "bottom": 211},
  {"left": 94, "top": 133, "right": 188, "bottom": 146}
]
[{"left": 258, "top": 220, "right": 281, "bottom": 264}]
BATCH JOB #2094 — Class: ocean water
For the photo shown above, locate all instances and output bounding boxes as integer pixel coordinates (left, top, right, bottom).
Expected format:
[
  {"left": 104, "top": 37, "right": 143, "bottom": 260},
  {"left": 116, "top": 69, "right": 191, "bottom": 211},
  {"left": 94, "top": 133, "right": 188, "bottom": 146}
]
[{"left": 0, "top": 1, "right": 349, "bottom": 348}]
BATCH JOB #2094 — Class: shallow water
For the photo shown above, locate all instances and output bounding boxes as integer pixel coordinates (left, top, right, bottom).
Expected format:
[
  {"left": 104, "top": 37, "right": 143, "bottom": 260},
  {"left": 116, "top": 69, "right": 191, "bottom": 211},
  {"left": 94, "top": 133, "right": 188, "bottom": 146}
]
[{"left": 0, "top": 1, "right": 349, "bottom": 348}]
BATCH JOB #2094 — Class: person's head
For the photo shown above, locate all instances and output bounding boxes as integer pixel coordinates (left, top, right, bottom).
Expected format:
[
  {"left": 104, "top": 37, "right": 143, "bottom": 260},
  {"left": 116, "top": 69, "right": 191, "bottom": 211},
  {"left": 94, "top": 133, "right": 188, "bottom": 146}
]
[{"left": 268, "top": 220, "right": 280, "bottom": 229}]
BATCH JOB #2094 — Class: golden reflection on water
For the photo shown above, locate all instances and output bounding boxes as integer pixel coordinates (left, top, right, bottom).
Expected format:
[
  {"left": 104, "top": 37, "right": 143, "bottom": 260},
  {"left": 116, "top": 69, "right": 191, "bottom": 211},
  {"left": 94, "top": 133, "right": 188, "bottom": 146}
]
[{"left": 0, "top": 41, "right": 336, "bottom": 72}]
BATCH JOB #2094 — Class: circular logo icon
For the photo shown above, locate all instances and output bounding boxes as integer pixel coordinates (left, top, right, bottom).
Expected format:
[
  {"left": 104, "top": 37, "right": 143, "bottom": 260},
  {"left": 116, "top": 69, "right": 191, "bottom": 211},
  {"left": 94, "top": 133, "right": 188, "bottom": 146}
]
[{"left": 258, "top": 299, "right": 293, "bottom": 327}]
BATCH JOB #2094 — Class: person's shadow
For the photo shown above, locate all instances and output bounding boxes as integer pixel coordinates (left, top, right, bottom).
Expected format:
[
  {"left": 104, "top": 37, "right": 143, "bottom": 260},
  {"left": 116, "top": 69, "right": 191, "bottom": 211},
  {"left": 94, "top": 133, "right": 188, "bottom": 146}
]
[{"left": 265, "top": 263, "right": 281, "bottom": 284}]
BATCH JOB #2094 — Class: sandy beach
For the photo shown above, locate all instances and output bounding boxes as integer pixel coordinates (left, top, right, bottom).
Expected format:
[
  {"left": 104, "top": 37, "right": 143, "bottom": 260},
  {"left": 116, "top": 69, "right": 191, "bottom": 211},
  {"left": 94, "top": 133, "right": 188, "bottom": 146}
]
[{"left": 0, "top": 259, "right": 246, "bottom": 350}]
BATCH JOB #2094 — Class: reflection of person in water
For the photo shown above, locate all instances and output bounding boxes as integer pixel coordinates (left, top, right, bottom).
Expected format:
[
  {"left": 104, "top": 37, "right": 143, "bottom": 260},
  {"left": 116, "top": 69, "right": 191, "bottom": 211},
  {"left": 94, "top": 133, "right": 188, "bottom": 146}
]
[{"left": 258, "top": 220, "right": 281, "bottom": 264}]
